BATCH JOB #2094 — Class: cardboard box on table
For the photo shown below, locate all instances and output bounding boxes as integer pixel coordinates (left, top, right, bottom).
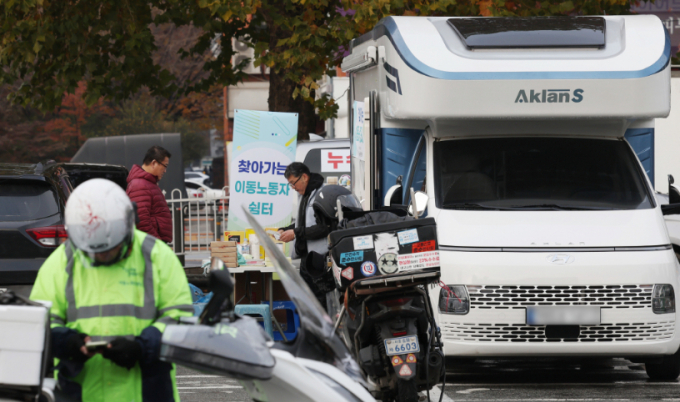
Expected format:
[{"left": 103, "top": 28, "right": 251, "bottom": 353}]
[{"left": 210, "top": 241, "right": 238, "bottom": 268}]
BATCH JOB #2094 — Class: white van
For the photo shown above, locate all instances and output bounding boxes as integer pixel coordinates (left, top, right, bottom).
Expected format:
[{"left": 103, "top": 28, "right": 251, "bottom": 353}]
[{"left": 342, "top": 15, "right": 680, "bottom": 379}]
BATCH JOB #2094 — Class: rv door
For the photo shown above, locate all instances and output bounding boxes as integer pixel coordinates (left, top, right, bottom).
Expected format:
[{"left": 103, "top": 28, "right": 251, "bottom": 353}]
[{"left": 351, "top": 95, "right": 375, "bottom": 210}]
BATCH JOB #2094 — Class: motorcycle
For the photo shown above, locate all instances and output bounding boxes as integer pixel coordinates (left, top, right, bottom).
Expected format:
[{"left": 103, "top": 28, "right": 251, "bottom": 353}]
[
  {"left": 159, "top": 208, "right": 376, "bottom": 402},
  {"left": 326, "top": 202, "right": 446, "bottom": 402}
]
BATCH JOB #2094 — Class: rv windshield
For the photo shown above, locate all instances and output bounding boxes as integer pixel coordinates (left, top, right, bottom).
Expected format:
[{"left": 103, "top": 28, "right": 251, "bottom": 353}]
[{"left": 433, "top": 137, "right": 653, "bottom": 211}]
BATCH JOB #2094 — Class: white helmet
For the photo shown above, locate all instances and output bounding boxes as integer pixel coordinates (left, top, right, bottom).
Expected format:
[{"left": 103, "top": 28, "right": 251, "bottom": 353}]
[{"left": 65, "top": 178, "right": 135, "bottom": 266}]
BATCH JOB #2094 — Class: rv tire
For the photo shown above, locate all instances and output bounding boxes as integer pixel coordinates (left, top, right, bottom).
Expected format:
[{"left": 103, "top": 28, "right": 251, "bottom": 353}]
[{"left": 645, "top": 350, "right": 680, "bottom": 381}]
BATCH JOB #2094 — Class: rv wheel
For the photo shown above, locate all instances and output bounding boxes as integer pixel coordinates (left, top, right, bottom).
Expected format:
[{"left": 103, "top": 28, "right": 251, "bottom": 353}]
[{"left": 645, "top": 350, "right": 680, "bottom": 381}]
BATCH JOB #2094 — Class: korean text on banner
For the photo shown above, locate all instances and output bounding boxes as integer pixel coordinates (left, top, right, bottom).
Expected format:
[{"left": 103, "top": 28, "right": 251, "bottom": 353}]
[
  {"left": 321, "top": 148, "right": 351, "bottom": 173},
  {"left": 352, "top": 101, "right": 365, "bottom": 161},
  {"left": 227, "top": 110, "right": 298, "bottom": 231}
]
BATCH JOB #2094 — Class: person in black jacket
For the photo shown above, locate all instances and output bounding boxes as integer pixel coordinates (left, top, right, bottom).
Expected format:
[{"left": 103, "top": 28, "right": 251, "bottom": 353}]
[{"left": 278, "top": 162, "right": 332, "bottom": 307}]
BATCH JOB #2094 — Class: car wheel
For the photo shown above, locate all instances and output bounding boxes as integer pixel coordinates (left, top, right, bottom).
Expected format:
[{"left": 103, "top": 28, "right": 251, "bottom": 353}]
[{"left": 645, "top": 350, "right": 680, "bottom": 381}]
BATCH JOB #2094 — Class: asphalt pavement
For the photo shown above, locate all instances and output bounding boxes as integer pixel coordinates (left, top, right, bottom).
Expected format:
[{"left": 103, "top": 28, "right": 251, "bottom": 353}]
[
  {"left": 176, "top": 357, "right": 680, "bottom": 402},
  {"left": 178, "top": 255, "right": 675, "bottom": 401}
]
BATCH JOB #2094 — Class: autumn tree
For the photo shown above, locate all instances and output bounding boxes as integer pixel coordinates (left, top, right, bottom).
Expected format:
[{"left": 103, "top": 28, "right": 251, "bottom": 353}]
[
  {"left": 1, "top": 0, "right": 644, "bottom": 144},
  {"left": 90, "top": 91, "right": 209, "bottom": 166},
  {"left": 0, "top": 83, "right": 53, "bottom": 163},
  {"left": 41, "top": 82, "right": 115, "bottom": 161}
]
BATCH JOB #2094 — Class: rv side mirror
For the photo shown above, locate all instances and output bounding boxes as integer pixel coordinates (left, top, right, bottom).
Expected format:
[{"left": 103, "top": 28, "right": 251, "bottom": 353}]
[
  {"left": 384, "top": 184, "right": 403, "bottom": 207},
  {"left": 408, "top": 191, "right": 429, "bottom": 218},
  {"left": 669, "top": 175, "right": 680, "bottom": 204},
  {"left": 662, "top": 203, "right": 680, "bottom": 216}
]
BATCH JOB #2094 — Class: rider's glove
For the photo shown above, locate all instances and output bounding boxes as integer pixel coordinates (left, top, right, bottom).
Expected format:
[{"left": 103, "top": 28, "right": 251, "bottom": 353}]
[
  {"left": 102, "top": 337, "right": 143, "bottom": 369},
  {"left": 65, "top": 332, "right": 90, "bottom": 363}
]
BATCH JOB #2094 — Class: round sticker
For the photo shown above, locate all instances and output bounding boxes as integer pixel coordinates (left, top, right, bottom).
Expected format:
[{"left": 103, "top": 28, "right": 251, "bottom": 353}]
[
  {"left": 378, "top": 253, "right": 399, "bottom": 274},
  {"left": 339, "top": 174, "right": 351, "bottom": 189},
  {"left": 361, "top": 261, "right": 376, "bottom": 277}
]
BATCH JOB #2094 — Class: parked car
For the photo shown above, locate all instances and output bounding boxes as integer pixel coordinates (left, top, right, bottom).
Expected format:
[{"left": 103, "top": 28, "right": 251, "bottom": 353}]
[
  {"left": 290, "top": 138, "right": 351, "bottom": 221},
  {"left": 185, "top": 180, "right": 226, "bottom": 199},
  {"left": 296, "top": 138, "right": 350, "bottom": 187},
  {"left": 185, "top": 170, "right": 211, "bottom": 187},
  {"left": 64, "top": 163, "right": 129, "bottom": 190},
  {"left": 0, "top": 162, "right": 128, "bottom": 296}
]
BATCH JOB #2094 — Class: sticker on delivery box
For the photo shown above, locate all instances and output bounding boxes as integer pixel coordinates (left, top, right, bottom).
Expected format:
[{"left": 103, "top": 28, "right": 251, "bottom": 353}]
[
  {"left": 398, "top": 229, "right": 419, "bottom": 245},
  {"left": 333, "top": 261, "right": 342, "bottom": 284},
  {"left": 397, "top": 251, "right": 440, "bottom": 271},
  {"left": 411, "top": 240, "right": 435, "bottom": 253},
  {"left": 341, "top": 267, "right": 354, "bottom": 281},
  {"left": 353, "top": 235, "right": 374, "bottom": 250},
  {"left": 340, "top": 251, "right": 364, "bottom": 265},
  {"left": 361, "top": 261, "right": 377, "bottom": 277}
]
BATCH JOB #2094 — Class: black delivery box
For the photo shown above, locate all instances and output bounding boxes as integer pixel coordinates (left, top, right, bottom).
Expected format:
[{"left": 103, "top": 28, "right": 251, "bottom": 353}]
[{"left": 329, "top": 217, "right": 439, "bottom": 291}]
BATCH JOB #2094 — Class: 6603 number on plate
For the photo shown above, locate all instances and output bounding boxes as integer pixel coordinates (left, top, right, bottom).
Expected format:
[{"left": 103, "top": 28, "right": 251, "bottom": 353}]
[{"left": 384, "top": 335, "right": 420, "bottom": 356}]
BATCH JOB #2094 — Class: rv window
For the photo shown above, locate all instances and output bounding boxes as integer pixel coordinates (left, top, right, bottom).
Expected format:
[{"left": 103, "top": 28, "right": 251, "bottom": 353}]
[
  {"left": 434, "top": 137, "right": 653, "bottom": 211},
  {"left": 448, "top": 17, "right": 606, "bottom": 49}
]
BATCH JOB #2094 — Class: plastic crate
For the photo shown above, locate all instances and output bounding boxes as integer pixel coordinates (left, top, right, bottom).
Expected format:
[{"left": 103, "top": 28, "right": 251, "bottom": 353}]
[{"left": 262, "top": 301, "right": 300, "bottom": 341}]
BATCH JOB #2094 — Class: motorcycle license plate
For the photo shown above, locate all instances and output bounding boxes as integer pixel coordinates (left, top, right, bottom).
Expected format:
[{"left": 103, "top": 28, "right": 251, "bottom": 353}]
[{"left": 384, "top": 335, "right": 420, "bottom": 356}]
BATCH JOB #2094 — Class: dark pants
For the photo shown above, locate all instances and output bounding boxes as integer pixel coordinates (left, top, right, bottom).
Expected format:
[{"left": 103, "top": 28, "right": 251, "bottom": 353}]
[{"left": 299, "top": 254, "right": 331, "bottom": 312}]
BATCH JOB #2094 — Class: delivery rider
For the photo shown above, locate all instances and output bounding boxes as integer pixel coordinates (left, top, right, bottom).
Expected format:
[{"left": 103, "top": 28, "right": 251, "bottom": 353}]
[{"left": 30, "top": 178, "right": 193, "bottom": 402}]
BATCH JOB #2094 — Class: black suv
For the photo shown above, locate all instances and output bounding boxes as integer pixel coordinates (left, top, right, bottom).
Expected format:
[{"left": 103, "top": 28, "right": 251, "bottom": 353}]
[{"left": 0, "top": 162, "right": 128, "bottom": 295}]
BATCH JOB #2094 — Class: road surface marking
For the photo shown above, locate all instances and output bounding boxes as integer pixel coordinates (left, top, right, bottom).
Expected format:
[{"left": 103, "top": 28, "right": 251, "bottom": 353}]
[
  {"left": 446, "top": 383, "right": 680, "bottom": 386},
  {"left": 177, "top": 385, "right": 243, "bottom": 390},
  {"left": 457, "top": 388, "right": 491, "bottom": 394},
  {"left": 427, "top": 385, "right": 455, "bottom": 402}
]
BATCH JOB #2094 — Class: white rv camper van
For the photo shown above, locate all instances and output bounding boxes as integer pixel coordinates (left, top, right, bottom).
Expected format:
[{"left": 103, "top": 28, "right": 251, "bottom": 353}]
[{"left": 342, "top": 15, "right": 679, "bottom": 380}]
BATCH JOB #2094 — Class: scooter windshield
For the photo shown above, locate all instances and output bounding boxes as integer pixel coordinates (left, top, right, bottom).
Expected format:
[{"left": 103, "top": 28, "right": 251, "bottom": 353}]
[{"left": 243, "top": 208, "right": 364, "bottom": 383}]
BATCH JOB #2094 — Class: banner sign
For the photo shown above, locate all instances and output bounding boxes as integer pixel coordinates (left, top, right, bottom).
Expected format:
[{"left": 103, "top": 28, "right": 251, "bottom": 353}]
[
  {"left": 321, "top": 148, "right": 351, "bottom": 172},
  {"left": 227, "top": 109, "right": 298, "bottom": 231},
  {"left": 352, "top": 101, "right": 365, "bottom": 161}
]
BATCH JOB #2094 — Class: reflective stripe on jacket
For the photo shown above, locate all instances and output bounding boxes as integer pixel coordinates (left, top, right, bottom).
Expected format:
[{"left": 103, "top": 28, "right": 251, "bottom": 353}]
[{"left": 30, "top": 230, "right": 193, "bottom": 402}]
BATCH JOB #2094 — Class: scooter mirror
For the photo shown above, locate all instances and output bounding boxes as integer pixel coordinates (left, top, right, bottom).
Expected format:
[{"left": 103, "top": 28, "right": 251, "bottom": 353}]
[
  {"left": 199, "top": 264, "right": 234, "bottom": 325},
  {"left": 669, "top": 175, "right": 680, "bottom": 204},
  {"left": 408, "top": 191, "right": 429, "bottom": 217}
]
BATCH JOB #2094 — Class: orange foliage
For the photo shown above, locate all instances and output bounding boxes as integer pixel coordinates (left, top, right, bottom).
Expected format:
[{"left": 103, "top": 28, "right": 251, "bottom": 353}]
[{"left": 42, "top": 82, "right": 114, "bottom": 161}]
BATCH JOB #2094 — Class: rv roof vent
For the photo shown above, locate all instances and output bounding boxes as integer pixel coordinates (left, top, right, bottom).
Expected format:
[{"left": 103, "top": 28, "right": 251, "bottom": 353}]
[{"left": 448, "top": 17, "right": 606, "bottom": 49}]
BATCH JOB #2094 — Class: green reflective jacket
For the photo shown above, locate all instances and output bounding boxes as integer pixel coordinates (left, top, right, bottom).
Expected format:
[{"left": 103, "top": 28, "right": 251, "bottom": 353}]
[{"left": 30, "top": 230, "right": 193, "bottom": 402}]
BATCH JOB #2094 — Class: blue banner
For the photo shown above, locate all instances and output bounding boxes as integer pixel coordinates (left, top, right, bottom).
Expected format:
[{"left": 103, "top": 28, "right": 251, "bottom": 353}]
[{"left": 227, "top": 110, "right": 298, "bottom": 231}]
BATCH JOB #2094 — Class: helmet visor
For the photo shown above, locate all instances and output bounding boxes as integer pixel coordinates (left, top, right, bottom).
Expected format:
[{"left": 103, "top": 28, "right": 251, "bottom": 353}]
[{"left": 77, "top": 238, "right": 131, "bottom": 267}]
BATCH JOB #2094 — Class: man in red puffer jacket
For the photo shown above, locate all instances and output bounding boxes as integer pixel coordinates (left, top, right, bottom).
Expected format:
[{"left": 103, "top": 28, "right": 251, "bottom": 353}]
[{"left": 126, "top": 146, "right": 173, "bottom": 243}]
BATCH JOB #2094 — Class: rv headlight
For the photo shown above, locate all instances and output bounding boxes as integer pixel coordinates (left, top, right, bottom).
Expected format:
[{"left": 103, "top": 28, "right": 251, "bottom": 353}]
[
  {"left": 439, "top": 285, "right": 469, "bottom": 315},
  {"left": 652, "top": 284, "right": 675, "bottom": 314}
]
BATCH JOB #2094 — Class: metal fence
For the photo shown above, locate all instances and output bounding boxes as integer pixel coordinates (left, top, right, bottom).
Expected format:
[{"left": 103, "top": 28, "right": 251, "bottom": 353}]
[{"left": 167, "top": 188, "right": 229, "bottom": 256}]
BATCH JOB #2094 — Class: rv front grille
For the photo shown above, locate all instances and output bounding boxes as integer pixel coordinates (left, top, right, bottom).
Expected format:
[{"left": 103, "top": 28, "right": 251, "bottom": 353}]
[
  {"left": 442, "top": 321, "right": 675, "bottom": 343},
  {"left": 469, "top": 285, "right": 652, "bottom": 309}
]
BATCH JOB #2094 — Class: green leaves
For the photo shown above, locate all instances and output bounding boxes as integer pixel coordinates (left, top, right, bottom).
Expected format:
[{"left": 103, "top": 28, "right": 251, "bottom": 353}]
[{"left": 0, "top": 0, "right": 648, "bottom": 127}]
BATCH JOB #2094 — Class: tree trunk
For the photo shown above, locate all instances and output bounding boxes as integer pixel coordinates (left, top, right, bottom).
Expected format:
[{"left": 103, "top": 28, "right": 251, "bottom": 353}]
[
  {"left": 264, "top": 6, "right": 317, "bottom": 141},
  {"left": 268, "top": 69, "right": 316, "bottom": 141}
]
